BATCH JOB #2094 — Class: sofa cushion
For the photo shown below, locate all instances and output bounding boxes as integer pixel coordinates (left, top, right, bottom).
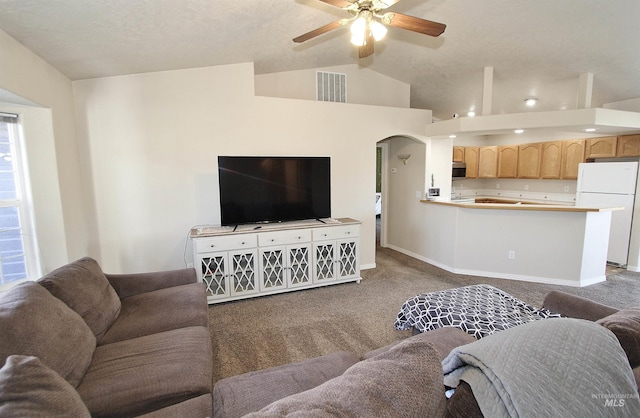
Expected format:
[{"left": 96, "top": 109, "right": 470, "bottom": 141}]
[
  {"left": 597, "top": 307, "right": 640, "bottom": 368},
  {"left": 246, "top": 337, "right": 448, "bottom": 417},
  {"left": 136, "top": 394, "right": 213, "bottom": 418},
  {"left": 38, "top": 257, "right": 121, "bottom": 341},
  {"left": 363, "top": 326, "right": 476, "bottom": 362},
  {"left": 0, "top": 281, "right": 96, "bottom": 387},
  {"left": 213, "top": 351, "right": 360, "bottom": 418},
  {"left": 77, "top": 326, "right": 212, "bottom": 417},
  {"left": 99, "top": 283, "right": 208, "bottom": 345},
  {"left": 0, "top": 355, "right": 91, "bottom": 418}
]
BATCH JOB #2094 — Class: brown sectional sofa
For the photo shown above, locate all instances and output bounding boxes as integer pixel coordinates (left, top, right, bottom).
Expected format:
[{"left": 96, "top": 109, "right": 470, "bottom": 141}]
[
  {"left": 0, "top": 257, "right": 213, "bottom": 417},
  {"left": 213, "top": 290, "right": 640, "bottom": 417}
]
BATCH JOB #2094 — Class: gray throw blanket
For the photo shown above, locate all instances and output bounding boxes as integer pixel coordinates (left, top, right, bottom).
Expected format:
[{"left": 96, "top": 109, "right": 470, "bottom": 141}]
[{"left": 443, "top": 318, "right": 640, "bottom": 417}]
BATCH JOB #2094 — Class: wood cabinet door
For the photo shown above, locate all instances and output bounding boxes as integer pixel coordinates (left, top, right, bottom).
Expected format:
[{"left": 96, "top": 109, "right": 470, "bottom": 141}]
[
  {"left": 478, "top": 146, "right": 498, "bottom": 178},
  {"left": 453, "top": 146, "right": 465, "bottom": 162},
  {"left": 540, "top": 141, "right": 562, "bottom": 179},
  {"left": 561, "top": 139, "right": 585, "bottom": 179},
  {"left": 585, "top": 136, "right": 617, "bottom": 159},
  {"left": 518, "top": 143, "right": 542, "bottom": 178},
  {"left": 464, "top": 147, "right": 479, "bottom": 178},
  {"left": 617, "top": 134, "right": 640, "bottom": 157},
  {"left": 497, "top": 145, "right": 518, "bottom": 178}
]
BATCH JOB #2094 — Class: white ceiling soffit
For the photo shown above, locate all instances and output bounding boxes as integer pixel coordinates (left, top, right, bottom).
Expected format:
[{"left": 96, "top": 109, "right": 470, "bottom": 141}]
[{"left": 425, "top": 108, "right": 640, "bottom": 138}]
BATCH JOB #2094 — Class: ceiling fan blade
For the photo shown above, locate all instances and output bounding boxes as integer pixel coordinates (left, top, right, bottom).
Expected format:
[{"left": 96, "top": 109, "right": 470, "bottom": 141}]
[
  {"left": 318, "top": 0, "right": 354, "bottom": 8},
  {"left": 358, "top": 30, "right": 374, "bottom": 58},
  {"left": 382, "top": 12, "right": 446, "bottom": 37},
  {"left": 293, "top": 20, "right": 346, "bottom": 43}
]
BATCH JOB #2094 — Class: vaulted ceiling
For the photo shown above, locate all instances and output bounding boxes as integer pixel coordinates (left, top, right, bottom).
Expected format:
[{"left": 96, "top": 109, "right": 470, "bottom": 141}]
[{"left": 1, "top": 0, "right": 639, "bottom": 121}]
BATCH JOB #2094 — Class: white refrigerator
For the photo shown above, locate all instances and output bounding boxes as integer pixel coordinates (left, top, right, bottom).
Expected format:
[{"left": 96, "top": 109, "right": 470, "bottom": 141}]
[{"left": 576, "top": 161, "right": 638, "bottom": 266}]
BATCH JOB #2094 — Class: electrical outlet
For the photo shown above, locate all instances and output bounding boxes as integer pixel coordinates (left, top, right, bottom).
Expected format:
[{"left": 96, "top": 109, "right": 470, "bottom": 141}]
[
  {"left": 564, "top": 186, "right": 570, "bottom": 192},
  {"left": 524, "top": 184, "right": 529, "bottom": 191},
  {"left": 508, "top": 250, "right": 516, "bottom": 260},
  {"left": 496, "top": 183, "right": 500, "bottom": 189}
]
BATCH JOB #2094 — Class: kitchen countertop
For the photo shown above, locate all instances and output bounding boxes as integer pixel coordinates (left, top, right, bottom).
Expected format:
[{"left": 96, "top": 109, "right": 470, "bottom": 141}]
[{"left": 421, "top": 199, "right": 622, "bottom": 212}]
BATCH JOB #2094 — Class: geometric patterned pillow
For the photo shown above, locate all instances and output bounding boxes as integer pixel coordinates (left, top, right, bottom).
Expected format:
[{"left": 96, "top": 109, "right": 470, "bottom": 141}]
[{"left": 0, "top": 355, "right": 91, "bottom": 417}]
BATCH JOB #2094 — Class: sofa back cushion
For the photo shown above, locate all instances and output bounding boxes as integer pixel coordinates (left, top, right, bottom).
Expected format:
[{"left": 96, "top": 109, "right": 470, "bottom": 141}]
[
  {"left": 39, "top": 257, "right": 121, "bottom": 341},
  {"left": 0, "top": 355, "right": 91, "bottom": 417},
  {"left": 597, "top": 307, "right": 640, "bottom": 368},
  {"left": 0, "top": 282, "right": 96, "bottom": 387}
]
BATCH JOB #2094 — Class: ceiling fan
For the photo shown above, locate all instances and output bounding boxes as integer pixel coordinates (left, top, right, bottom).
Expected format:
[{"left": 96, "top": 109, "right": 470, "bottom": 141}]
[{"left": 293, "top": 0, "right": 446, "bottom": 58}]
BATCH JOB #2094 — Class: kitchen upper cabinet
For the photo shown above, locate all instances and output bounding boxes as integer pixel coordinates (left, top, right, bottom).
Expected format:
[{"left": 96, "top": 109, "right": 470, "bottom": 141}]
[
  {"left": 518, "top": 143, "right": 542, "bottom": 179},
  {"left": 540, "top": 141, "right": 563, "bottom": 179},
  {"left": 585, "top": 136, "right": 617, "bottom": 159},
  {"left": 560, "top": 139, "right": 585, "bottom": 179},
  {"left": 464, "top": 147, "right": 479, "bottom": 178},
  {"left": 478, "top": 146, "right": 498, "bottom": 178},
  {"left": 453, "top": 146, "right": 465, "bottom": 162},
  {"left": 617, "top": 134, "right": 640, "bottom": 157},
  {"left": 497, "top": 145, "right": 518, "bottom": 178}
]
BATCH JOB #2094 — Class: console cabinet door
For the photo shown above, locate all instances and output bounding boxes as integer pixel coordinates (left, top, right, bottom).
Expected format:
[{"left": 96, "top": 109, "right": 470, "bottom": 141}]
[
  {"left": 198, "top": 253, "right": 230, "bottom": 301},
  {"left": 337, "top": 238, "right": 359, "bottom": 280},
  {"left": 228, "top": 249, "right": 258, "bottom": 297},
  {"left": 259, "top": 246, "right": 287, "bottom": 292},
  {"left": 313, "top": 241, "right": 337, "bottom": 283},
  {"left": 287, "top": 244, "right": 312, "bottom": 288}
]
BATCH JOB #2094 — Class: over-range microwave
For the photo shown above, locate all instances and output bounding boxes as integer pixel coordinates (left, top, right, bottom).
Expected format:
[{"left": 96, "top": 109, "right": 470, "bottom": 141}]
[{"left": 452, "top": 162, "right": 466, "bottom": 178}]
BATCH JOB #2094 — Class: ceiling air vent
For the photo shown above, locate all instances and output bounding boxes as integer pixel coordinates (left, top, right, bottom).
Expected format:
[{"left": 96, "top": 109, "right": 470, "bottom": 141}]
[{"left": 316, "top": 71, "right": 347, "bottom": 103}]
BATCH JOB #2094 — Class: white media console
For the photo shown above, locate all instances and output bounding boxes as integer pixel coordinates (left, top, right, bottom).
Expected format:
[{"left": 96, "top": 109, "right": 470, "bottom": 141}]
[{"left": 190, "top": 218, "right": 361, "bottom": 304}]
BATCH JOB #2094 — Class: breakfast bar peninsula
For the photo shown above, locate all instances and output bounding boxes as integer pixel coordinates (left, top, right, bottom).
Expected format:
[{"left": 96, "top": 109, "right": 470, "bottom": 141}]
[{"left": 415, "top": 199, "right": 620, "bottom": 287}]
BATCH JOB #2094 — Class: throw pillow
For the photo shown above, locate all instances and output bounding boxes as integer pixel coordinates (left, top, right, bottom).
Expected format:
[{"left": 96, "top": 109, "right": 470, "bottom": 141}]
[
  {"left": 0, "top": 281, "right": 96, "bottom": 387},
  {"left": 597, "top": 307, "right": 640, "bottom": 368},
  {"left": 0, "top": 355, "right": 91, "bottom": 417},
  {"left": 39, "top": 257, "right": 121, "bottom": 341},
  {"left": 246, "top": 337, "right": 448, "bottom": 417}
]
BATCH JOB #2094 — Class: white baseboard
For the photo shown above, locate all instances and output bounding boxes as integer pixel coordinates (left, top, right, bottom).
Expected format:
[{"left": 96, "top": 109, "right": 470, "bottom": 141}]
[{"left": 385, "top": 244, "right": 604, "bottom": 288}]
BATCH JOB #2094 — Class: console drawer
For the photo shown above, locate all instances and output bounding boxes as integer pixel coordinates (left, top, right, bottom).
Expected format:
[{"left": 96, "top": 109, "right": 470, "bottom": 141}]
[
  {"left": 258, "top": 229, "right": 312, "bottom": 246},
  {"left": 312, "top": 225, "right": 359, "bottom": 241},
  {"left": 195, "top": 234, "right": 258, "bottom": 253}
]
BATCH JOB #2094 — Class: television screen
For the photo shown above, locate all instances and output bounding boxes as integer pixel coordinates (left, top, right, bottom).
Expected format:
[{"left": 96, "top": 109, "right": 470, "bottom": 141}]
[{"left": 218, "top": 156, "right": 331, "bottom": 226}]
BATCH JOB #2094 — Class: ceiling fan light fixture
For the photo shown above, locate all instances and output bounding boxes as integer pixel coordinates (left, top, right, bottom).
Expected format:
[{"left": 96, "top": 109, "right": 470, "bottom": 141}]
[
  {"left": 370, "top": 20, "right": 387, "bottom": 41},
  {"left": 350, "top": 17, "right": 367, "bottom": 46}
]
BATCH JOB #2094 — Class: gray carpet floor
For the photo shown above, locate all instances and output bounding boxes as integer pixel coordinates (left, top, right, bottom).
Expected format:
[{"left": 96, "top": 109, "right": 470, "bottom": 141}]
[{"left": 207, "top": 246, "right": 640, "bottom": 384}]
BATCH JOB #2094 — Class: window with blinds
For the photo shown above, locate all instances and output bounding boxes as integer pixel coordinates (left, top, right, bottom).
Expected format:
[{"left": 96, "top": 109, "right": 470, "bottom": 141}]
[{"left": 0, "top": 113, "right": 37, "bottom": 286}]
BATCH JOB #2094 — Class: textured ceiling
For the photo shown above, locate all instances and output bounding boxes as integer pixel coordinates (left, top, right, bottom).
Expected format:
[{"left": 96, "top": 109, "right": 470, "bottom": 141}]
[{"left": 1, "top": 0, "right": 639, "bottom": 121}]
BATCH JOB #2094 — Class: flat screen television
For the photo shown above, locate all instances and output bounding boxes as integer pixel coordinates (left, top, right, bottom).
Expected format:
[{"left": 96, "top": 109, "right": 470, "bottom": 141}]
[{"left": 218, "top": 156, "right": 331, "bottom": 226}]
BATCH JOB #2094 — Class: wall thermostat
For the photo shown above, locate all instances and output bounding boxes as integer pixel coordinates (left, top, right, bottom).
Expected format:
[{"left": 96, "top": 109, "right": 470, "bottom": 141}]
[{"left": 427, "top": 187, "right": 440, "bottom": 198}]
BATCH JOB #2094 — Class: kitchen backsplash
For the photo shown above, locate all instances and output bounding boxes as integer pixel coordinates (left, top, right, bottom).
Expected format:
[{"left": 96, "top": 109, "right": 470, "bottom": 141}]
[{"left": 452, "top": 178, "right": 577, "bottom": 204}]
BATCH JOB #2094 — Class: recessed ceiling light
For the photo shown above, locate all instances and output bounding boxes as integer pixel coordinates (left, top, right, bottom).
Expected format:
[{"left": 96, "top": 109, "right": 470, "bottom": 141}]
[
  {"left": 525, "top": 98, "right": 538, "bottom": 107},
  {"left": 514, "top": 129, "right": 524, "bottom": 134},
  {"left": 584, "top": 128, "right": 597, "bottom": 132},
  {"left": 449, "top": 134, "right": 457, "bottom": 139},
  {"left": 467, "top": 111, "right": 476, "bottom": 117}
]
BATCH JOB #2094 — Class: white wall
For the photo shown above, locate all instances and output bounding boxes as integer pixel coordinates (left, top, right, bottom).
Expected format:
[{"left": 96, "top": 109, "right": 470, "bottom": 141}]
[
  {"left": 255, "top": 64, "right": 411, "bottom": 108},
  {"left": 0, "top": 28, "right": 90, "bottom": 273},
  {"left": 73, "top": 63, "right": 431, "bottom": 273}
]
